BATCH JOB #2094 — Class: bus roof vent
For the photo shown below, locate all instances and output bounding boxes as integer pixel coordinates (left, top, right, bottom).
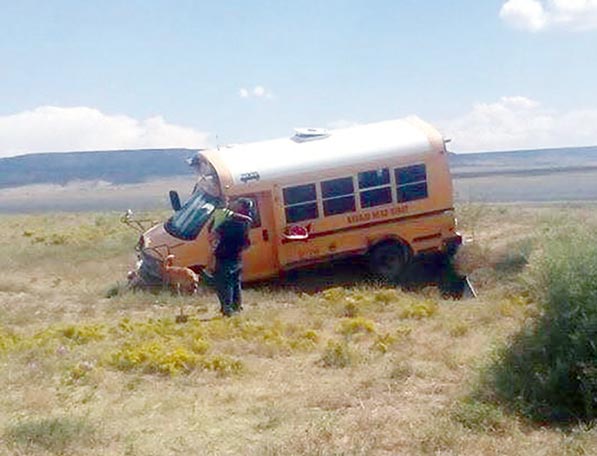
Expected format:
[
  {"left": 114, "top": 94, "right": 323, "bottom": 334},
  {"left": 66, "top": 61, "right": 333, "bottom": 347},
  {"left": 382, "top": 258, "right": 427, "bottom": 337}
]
[{"left": 292, "top": 127, "right": 330, "bottom": 143}]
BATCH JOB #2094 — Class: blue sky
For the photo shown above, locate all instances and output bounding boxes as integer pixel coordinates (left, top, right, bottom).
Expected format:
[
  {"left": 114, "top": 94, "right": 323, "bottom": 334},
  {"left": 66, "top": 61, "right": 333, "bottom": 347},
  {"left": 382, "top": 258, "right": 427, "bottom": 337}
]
[{"left": 1, "top": 0, "right": 596, "bottom": 156}]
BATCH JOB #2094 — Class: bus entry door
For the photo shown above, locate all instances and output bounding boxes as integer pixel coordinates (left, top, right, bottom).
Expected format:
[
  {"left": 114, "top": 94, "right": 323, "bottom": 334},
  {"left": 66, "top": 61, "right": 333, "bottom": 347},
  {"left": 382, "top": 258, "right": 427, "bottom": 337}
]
[{"left": 241, "top": 192, "right": 279, "bottom": 281}]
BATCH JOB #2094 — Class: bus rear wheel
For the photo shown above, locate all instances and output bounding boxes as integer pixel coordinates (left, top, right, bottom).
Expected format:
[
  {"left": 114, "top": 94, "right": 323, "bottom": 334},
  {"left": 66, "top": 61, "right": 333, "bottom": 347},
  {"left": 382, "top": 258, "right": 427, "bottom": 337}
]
[{"left": 368, "top": 241, "right": 410, "bottom": 281}]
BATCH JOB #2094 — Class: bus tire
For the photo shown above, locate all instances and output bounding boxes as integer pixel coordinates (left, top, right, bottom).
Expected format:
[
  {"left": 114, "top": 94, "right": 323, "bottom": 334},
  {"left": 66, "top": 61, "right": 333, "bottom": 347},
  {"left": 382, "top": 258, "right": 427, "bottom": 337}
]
[{"left": 368, "top": 241, "right": 410, "bottom": 281}]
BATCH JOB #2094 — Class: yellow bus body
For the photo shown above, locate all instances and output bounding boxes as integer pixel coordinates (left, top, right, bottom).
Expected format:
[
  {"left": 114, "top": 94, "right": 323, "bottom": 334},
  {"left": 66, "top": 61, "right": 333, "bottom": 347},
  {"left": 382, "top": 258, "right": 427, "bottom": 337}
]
[{"left": 135, "top": 117, "right": 460, "bottom": 283}]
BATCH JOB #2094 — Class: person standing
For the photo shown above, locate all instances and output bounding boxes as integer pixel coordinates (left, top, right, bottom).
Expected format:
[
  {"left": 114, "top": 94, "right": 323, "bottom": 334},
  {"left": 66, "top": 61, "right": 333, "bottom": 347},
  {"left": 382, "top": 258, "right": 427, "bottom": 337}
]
[
  {"left": 205, "top": 197, "right": 251, "bottom": 277},
  {"left": 213, "top": 198, "right": 253, "bottom": 316}
]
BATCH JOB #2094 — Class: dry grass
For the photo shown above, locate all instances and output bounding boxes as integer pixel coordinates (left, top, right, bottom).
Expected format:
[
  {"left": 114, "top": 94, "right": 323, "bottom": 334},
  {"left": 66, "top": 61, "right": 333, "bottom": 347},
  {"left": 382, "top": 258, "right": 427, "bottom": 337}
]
[{"left": 2, "top": 206, "right": 597, "bottom": 455}]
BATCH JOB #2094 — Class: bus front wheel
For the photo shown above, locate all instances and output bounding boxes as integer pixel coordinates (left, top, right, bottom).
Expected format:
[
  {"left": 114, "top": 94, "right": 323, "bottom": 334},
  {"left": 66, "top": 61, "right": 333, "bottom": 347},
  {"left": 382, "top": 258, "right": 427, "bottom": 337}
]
[{"left": 368, "top": 241, "right": 410, "bottom": 281}]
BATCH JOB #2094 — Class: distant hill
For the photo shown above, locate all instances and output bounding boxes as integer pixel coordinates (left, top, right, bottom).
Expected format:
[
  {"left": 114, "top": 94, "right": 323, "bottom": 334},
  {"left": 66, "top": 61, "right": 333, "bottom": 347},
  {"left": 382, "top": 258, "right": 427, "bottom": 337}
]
[
  {"left": 2, "top": 144, "right": 597, "bottom": 211},
  {"left": 0, "top": 148, "right": 196, "bottom": 189},
  {"left": 448, "top": 145, "right": 597, "bottom": 178},
  {"left": 449, "top": 146, "right": 597, "bottom": 203},
  {"left": 2, "top": 144, "right": 597, "bottom": 191}
]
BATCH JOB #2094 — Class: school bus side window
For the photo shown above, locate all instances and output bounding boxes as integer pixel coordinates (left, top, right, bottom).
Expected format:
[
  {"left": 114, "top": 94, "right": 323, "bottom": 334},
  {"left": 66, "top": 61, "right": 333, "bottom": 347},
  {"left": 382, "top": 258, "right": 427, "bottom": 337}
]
[
  {"left": 395, "top": 164, "right": 428, "bottom": 202},
  {"left": 283, "top": 184, "right": 319, "bottom": 223},
  {"left": 321, "top": 176, "right": 356, "bottom": 216},
  {"left": 358, "top": 168, "right": 392, "bottom": 208}
]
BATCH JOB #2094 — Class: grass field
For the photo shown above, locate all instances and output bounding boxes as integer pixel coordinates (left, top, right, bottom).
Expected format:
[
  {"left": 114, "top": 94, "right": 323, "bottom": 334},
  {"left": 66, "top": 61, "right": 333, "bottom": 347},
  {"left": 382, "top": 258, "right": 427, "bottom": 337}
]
[{"left": 2, "top": 204, "right": 597, "bottom": 455}]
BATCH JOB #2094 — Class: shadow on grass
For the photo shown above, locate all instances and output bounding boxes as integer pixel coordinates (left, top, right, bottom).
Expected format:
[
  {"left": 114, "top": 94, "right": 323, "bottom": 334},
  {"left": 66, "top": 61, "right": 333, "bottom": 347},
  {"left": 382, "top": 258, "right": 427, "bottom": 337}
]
[
  {"left": 247, "top": 253, "right": 468, "bottom": 298},
  {"left": 114, "top": 253, "right": 470, "bottom": 299}
]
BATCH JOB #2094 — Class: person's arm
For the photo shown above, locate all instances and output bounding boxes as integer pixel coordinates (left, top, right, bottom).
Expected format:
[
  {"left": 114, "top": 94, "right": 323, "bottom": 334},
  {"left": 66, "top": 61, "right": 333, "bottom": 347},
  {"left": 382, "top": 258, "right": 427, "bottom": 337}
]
[
  {"left": 230, "top": 212, "right": 253, "bottom": 224},
  {"left": 242, "top": 222, "right": 251, "bottom": 250}
]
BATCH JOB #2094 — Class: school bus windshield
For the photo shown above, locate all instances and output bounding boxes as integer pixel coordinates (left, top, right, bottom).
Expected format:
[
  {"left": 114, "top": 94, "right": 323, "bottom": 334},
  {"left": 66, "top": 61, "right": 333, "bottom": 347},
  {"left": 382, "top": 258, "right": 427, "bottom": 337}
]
[{"left": 164, "top": 191, "right": 220, "bottom": 240}]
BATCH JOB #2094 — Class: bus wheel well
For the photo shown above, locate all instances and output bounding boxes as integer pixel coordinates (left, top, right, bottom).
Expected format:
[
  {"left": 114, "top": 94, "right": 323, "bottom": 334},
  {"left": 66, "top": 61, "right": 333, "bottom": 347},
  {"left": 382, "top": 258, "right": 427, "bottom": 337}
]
[
  {"left": 368, "top": 237, "right": 412, "bottom": 257},
  {"left": 367, "top": 238, "right": 412, "bottom": 281}
]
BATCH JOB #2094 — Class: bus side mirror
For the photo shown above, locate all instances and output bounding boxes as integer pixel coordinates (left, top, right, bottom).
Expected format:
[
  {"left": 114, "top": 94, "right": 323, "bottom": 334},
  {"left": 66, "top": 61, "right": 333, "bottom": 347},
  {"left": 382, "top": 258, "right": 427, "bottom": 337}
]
[
  {"left": 282, "top": 225, "right": 309, "bottom": 241},
  {"left": 169, "top": 190, "right": 182, "bottom": 211}
]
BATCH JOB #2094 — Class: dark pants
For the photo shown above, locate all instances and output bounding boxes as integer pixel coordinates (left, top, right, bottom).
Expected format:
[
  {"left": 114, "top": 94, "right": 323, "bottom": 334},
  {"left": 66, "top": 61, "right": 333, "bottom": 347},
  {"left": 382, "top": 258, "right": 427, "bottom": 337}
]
[{"left": 214, "top": 258, "right": 242, "bottom": 316}]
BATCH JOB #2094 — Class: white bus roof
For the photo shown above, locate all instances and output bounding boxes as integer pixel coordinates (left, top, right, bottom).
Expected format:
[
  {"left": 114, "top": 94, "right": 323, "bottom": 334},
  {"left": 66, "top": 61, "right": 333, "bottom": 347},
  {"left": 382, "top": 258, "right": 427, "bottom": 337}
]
[{"left": 203, "top": 116, "right": 444, "bottom": 189}]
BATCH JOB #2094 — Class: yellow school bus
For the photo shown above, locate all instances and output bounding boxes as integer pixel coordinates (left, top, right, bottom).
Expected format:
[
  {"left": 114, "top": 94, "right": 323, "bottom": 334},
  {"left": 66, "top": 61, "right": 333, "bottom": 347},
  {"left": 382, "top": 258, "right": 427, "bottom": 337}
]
[{"left": 130, "top": 116, "right": 461, "bottom": 286}]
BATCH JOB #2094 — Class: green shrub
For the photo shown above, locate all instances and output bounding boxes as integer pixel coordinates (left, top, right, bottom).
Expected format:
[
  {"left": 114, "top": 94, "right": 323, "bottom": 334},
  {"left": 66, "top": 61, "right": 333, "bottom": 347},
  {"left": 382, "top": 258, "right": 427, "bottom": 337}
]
[
  {"left": 451, "top": 398, "right": 509, "bottom": 433},
  {"left": 0, "top": 326, "right": 20, "bottom": 353},
  {"left": 448, "top": 322, "right": 469, "bottom": 338},
  {"left": 59, "top": 323, "right": 106, "bottom": 344},
  {"left": 200, "top": 355, "right": 244, "bottom": 376},
  {"left": 494, "top": 238, "right": 534, "bottom": 275},
  {"left": 319, "top": 340, "right": 357, "bottom": 368},
  {"left": 320, "top": 287, "right": 347, "bottom": 302},
  {"left": 4, "top": 416, "right": 96, "bottom": 453},
  {"left": 371, "top": 332, "right": 397, "bottom": 353},
  {"left": 373, "top": 288, "right": 402, "bottom": 304},
  {"left": 487, "top": 227, "right": 597, "bottom": 422},
  {"left": 336, "top": 317, "right": 376, "bottom": 336},
  {"left": 288, "top": 329, "right": 320, "bottom": 351},
  {"left": 398, "top": 299, "right": 438, "bottom": 319},
  {"left": 342, "top": 301, "right": 359, "bottom": 317},
  {"left": 63, "top": 361, "right": 97, "bottom": 385},
  {"left": 108, "top": 341, "right": 201, "bottom": 375}
]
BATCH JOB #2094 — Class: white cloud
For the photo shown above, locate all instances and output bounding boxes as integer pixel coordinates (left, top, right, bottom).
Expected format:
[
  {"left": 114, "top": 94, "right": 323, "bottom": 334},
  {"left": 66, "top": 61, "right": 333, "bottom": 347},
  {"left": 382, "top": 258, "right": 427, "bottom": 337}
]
[
  {"left": 0, "top": 106, "right": 209, "bottom": 158},
  {"left": 238, "top": 85, "right": 274, "bottom": 99},
  {"left": 500, "top": 0, "right": 548, "bottom": 31},
  {"left": 500, "top": 0, "right": 597, "bottom": 31},
  {"left": 253, "top": 85, "right": 266, "bottom": 97},
  {"left": 439, "top": 96, "right": 597, "bottom": 152}
]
